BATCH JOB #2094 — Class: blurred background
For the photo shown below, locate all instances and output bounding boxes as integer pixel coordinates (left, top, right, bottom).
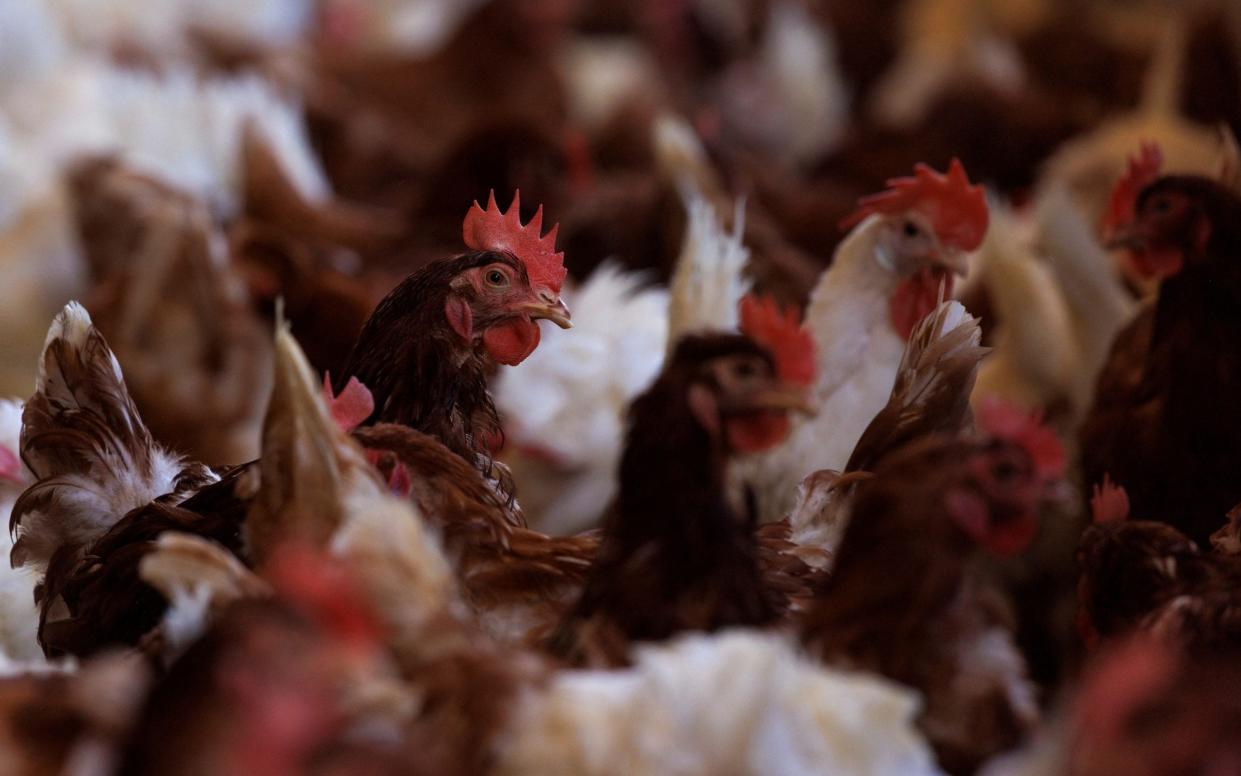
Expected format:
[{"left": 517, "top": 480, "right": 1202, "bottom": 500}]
[{"left": 0, "top": 0, "right": 1237, "bottom": 471}]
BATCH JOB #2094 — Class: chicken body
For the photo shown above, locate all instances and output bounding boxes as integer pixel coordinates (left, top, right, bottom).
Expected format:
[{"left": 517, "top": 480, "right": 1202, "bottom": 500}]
[
  {"left": 744, "top": 215, "right": 922, "bottom": 521},
  {"left": 1080, "top": 175, "right": 1241, "bottom": 545},
  {"left": 554, "top": 332, "right": 814, "bottom": 665},
  {"left": 803, "top": 434, "right": 1048, "bottom": 773}
]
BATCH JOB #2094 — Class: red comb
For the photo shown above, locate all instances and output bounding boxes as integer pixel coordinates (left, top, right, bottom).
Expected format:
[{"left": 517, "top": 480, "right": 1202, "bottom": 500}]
[
  {"left": 739, "top": 295, "right": 816, "bottom": 387},
  {"left": 840, "top": 158, "right": 989, "bottom": 251},
  {"left": 463, "top": 190, "right": 567, "bottom": 295},
  {"left": 976, "top": 398, "right": 1066, "bottom": 481},
  {"left": 265, "top": 544, "right": 381, "bottom": 654},
  {"left": 322, "top": 373, "right": 374, "bottom": 434},
  {"left": 1090, "top": 474, "right": 1130, "bottom": 524},
  {"left": 1103, "top": 142, "right": 1163, "bottom": 237}
]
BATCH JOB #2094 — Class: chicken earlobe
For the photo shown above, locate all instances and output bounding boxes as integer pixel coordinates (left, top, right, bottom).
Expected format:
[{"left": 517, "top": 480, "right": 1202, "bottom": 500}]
[{"left": 12, "top": 302, "right": 217, "bottom": 573}]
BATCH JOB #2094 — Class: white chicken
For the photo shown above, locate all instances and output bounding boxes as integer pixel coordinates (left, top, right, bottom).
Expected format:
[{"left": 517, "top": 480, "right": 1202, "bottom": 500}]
[
  {"left": 742, "top": 159, "right": 990, "bottom": 522},
  {"left": 969, "top": 198, "right": 1079, "bottom": 420}
]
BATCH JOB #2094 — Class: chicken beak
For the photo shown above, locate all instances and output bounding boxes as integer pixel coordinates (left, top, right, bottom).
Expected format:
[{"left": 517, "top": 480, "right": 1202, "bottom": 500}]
[
  {"left": 932, "top": 247, "right": 970, "bottom": 277},
  {"left": 1104, "top": 226, "right": 1144, "bottom": 252},
  {"left": 747, "top": 385, "right": 817, "bottom": 417},
  {"left": 522, "top": 296, "right": 572, "bottom": 329}
]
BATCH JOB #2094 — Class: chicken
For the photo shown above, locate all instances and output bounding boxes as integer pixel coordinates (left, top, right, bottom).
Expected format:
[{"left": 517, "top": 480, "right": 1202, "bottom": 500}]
[
  {"left": 116, "top": 549, "right": 409, "bottom": 776},
  {"left": 10, "top": 302, "right": 220, "bottom": 582},
  {"left": 744, "top": 158, "right": 990, "bottom": 521},
  {"left": 1069, "top": 640, "right": 1241, "bottom": 776},
  {"left": 495, "top": 183, "right": 747, "bottom": 535},
  {"left": 0, "top": 652, "right": 149, "bottom": 776},
  {"left": 552, "top": 295, "right": 816, "bottom": 666},
  {"left": 801, "top": 406, "right": 1065, "bottom": 773},
  {"left": 265, "top": 326, "right": 946, "bottom": 775},
  {"left": 1033, "top": 13, "right": 1231, "bottom": 239},
  {"left": 968, "top": 198, "right": 1079, "bottom": 424},
  {"left": 1077, "top": 477, "right": 1241, "bottom": 654},
  {"left": 1079, "top": 146, "right": 1241, "bottom": 545},
  {"left": 337, "top": 191, "right": 571, "bottom": 502},
  {"left": 68, "top": 157, "right": 273, "bottom": 465},
  {"left": 783, "top": 298, "right": 987, "bottom": 571},
  {"left": 0, "top": 28, "right": 328, "bottom": 395}
]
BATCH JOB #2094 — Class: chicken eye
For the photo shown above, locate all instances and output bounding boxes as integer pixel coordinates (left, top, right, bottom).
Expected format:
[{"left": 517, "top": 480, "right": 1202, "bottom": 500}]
[
  {"left": 991, "top": 459, "right": 1020, "bottom": 482},
  {"left": 734, "top": 361, "right": 758, "bottom": 378},
  {"left": 902, "top": 221, "right": 920, "bottom": 238},
  {"left": 485, "top": 269, "right": 509, "bottom": 287},
  {"left": 1151, "top": 197, "right": 1171, "bottom": 215}
]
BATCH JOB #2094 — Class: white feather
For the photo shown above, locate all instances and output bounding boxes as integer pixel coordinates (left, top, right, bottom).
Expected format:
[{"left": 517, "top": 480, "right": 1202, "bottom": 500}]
[
  {"left": 496, "top": 265, "right": 668, "bottom": 535},
  {"left": 0, "top": 398, "right": 41, "bottom": 663},
  {"left": 667, "top": 191, "right": 751, "bottom": 346},
  {"left": 14, "top": 303, "right": 215, "bottom": 572},
  {"left": 495, "top": 630, "right": 944, "bottom": 776},
  {"left": 1032, "top": 184, "right": 1138, "bottom": 419},
  {"left": 759, "top": 1, "right": 850, "bottom": 165},
  {"left": 42, "top": 0, "right": 312, "bottom": 57},
  {"left": 741, "top": 217, "right": 908, "bottom": 522},
  {"left": 971, "top": 199, "right": 1079, "bottom": 415}
]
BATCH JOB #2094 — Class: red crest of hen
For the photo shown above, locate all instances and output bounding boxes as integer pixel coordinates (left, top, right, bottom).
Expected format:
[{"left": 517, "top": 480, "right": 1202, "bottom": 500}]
[
  {"left": 463, "top": 190, "right": 567, "bottom": 295},
  {"left": 976, "top": 397, "right": 1066, "bottom": 481},
  {"left": 738, "top": 294, "right": 816, "bottom": 387},
  {"left": 840, "top": 158, "right": 989, "bottom": 252},
  {"left": 1102, "top": 142, "right": 1163, "bottom": 238},
  {"left": 265, "top": 543, "right": 382, "bottom": 657}
]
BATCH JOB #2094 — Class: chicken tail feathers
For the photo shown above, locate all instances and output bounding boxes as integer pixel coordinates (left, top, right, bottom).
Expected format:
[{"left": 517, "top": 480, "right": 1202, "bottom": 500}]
[
  {"left": 11, "top": 302, "right": 214, "bottom": 572},
  {"left": 846, "top": 299, "right": 987, "bottom": 473}
]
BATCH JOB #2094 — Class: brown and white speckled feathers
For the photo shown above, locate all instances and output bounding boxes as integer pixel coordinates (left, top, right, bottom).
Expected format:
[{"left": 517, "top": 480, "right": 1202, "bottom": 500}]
[
  {"left": 1076, "top": 519, "right": 1207, "bottom": 644},
  {"left": 34, "top": 467, "right": 252, "bottom": 658},
  {"left": 11, "top": 303, "right": 217, "bottom": 575},
  {"left": 270, "top": 320, "right": 544, "bottom": 774},
  {"left": 353, "top": 423, "right": 598, "bottom": 646},
  {"left": 846, "top": 299, "right": 986, "bottom": 474},
  {"left": 1078, "top": 516, "right": 1241, "bottom": 653}
]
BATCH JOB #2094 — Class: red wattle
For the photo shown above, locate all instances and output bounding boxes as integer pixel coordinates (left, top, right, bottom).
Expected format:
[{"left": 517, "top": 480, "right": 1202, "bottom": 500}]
[
  {"left": 725, "top": 413, "right": 791, "bottom": 453},
  {"left": 889, "top": 267, "right": 953, "bottom": 340},
  {"left": 984, "top": 514, "right": 1038, "bottom": 557},
  {"left": 483, "top": 319, "right": 541, "bottom": 365},
  {"left": 1127, "top": 248, "right": 1183, "bottom": 281}
]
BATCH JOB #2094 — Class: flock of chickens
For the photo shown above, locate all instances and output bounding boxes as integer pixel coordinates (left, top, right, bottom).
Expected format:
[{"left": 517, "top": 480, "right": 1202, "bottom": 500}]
[{"left": 0, "top": 0, "right": 1240, "bottom": 774}]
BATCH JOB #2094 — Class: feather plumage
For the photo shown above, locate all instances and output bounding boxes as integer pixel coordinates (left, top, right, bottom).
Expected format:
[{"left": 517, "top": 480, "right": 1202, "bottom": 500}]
[{"left": 11, "top": 302, "right": 216, "bottom": 573}]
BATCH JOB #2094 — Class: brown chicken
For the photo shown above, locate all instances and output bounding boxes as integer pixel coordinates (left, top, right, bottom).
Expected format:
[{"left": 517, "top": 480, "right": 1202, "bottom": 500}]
[
  {"left": 801, "top": 408, "right": 1066, "bottom": 774},
  {"left": 1068, "top": 638, "right": 1241, "bottom": 776},
  {"left": 1077, "top": 477, "right": 1241, "bottom": 655},
  {"left": 337, "top": 191, "right": 572, "bottom": 503},
  {"left": 13, "top": 193, "right": 573, "bottom": 658},
  {"left": 552, "top": 295, "right": 816, "bottom": 666},
  {"left": 116, "top": 549, "right": 410, "bottom": 776},
  {"left": 1080, "top": 144, "right": 1241, "bottom": 545},
  {"left": 68, "top": 157, "right": 272, "bottom": 466}
]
